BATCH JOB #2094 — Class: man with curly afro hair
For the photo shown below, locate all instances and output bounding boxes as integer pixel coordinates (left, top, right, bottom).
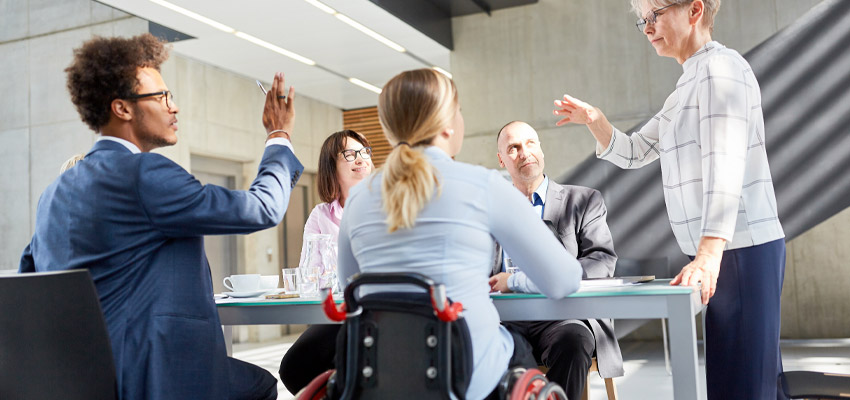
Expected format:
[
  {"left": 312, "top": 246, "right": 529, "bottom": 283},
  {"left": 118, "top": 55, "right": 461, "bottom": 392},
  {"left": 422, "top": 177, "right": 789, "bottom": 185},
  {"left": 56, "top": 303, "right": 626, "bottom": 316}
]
[{"left": 20, "top": 33, "right": 303, "bottom": 400}]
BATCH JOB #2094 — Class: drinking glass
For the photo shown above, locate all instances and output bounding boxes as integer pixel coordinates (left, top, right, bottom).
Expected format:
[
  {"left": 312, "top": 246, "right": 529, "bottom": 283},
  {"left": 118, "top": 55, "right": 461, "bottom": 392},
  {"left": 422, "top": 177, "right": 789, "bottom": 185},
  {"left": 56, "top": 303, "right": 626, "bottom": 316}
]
[{"left": 282, "top": 268, "right": 299, "bottom": 294}]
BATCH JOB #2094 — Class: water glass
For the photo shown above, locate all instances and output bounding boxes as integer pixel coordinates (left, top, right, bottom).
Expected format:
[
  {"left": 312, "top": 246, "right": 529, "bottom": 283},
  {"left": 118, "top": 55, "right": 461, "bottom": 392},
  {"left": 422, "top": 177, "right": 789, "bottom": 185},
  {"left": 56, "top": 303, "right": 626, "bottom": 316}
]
[
  {"left": 299, "top": 266, "right": 320, "bottom": 298},
  {"left": 282, "top": 268, "right": 299, "bottom": 294},
  {"left": 505, "top": 257, "right": 520, "bottom": 275}
]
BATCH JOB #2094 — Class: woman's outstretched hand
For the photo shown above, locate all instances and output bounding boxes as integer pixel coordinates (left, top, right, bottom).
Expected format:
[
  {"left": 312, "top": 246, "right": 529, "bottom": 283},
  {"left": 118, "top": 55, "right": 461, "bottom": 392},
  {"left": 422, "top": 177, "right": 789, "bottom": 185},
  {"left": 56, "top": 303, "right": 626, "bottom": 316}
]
[
  {"left": 553, "top": 94, "right": 599, "bottom": 126},
  {"left": 553, "top": 94, "right": 614, "bottom": 149}
]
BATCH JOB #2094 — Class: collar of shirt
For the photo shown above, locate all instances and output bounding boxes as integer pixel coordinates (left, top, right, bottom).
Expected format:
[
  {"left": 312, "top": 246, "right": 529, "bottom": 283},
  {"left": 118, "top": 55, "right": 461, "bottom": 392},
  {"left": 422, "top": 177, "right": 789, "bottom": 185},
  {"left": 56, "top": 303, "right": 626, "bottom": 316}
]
[
  {"left": 329, "top": 198, "right": 344, "bottom": 221},
  {"left": 98, "top": 135, "right": 141, "bottom": 154},
  {"left": 532, "top": 175, "right": 549, "bottom": 208},
  {"left": 424, "top": 145, "right": 453, "bottom": 162},
  {"left": 682, "top": 41, "right": 723, "bottom": 72}
]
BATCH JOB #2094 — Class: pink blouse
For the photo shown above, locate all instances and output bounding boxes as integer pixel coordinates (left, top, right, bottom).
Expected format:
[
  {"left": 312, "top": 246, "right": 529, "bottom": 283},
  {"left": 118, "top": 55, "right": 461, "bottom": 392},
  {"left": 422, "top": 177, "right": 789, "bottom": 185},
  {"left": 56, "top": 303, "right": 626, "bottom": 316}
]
[{"left": 299, "top": 199, "right": 343, "bottom": 262}]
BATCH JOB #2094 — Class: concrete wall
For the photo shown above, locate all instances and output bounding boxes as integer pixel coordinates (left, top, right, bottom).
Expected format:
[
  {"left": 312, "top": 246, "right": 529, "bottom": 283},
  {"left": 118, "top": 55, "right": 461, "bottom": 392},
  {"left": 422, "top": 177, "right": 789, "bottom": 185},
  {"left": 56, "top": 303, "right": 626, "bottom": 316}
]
[
  {"left": 0, "top": 0, "right": 342, "bottom": 340},
  {"left": 450, "top": 0, "right": 849, "bottom": 338},
  {"left": 0, "top": 0, "right": 146, "bottom": 271}
]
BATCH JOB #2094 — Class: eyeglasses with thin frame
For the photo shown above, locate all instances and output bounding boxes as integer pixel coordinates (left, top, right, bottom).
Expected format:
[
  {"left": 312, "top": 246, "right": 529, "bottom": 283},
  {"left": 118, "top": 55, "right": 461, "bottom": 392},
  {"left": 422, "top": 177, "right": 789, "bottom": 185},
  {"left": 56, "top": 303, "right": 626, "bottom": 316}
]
[
  {"left": 635, "top": 2, "right": 678, "bottom": 32},
  {"left": 127, "top": 90, "right": 175, "bottom": 110},
  {"left": 340, "top": 147, "right": 372, "bottom": 162}
]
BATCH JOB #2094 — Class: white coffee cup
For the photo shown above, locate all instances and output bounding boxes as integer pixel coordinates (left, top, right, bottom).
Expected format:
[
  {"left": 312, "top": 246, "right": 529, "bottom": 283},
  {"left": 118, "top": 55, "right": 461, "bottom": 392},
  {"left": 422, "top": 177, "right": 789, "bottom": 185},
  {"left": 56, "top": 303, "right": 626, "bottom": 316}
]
[
  {"left": 260, "top": 275, "right": 279, "bottom": 290},
  {"left": 223, "top": 274, "right": 261, "bottom": 292}
]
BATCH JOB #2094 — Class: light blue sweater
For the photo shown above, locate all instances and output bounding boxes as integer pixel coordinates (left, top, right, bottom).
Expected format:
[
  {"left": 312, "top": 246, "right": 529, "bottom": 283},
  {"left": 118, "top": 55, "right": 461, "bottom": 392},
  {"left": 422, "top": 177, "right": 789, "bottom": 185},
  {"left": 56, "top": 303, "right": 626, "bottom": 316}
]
[{"left": 338, "top": 146, "right": 582, "bottom": 399}]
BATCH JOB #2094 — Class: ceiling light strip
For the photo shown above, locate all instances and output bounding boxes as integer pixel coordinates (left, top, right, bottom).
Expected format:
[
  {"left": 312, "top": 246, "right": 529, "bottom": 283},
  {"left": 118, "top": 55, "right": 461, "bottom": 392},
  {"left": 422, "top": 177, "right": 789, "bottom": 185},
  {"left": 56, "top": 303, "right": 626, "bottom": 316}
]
[
  {"left": 333, "top": 14, "right": 406, "bottom": 53},
  {"left": 149, "top": 0, "right": 386, "bottom": 95},
  {"left": 303, "top": 0, "right": 336, "bottom": 14},
  {"left": 234, "top": 32, "right": 317, "bottom": 66},
  {"left": 148, "top": 0, "right": 235, "bottom": 33},
  {"left": 432, "top": 66, "right": 453, "bottom": 79},
  {"left": 348, "top": 78, "right": 382, "bottom": 94},
  {"left": 304, "top": 0, "right": 405, "bottom": 53}
]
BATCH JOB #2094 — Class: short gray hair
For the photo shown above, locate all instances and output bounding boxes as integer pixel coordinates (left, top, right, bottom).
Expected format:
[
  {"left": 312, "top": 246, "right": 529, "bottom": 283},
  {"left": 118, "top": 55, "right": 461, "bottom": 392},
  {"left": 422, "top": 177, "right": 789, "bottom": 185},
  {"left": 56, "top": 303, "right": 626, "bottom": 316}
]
[{"left": 629, "top": 0, "right": 721, "bottom": 33}]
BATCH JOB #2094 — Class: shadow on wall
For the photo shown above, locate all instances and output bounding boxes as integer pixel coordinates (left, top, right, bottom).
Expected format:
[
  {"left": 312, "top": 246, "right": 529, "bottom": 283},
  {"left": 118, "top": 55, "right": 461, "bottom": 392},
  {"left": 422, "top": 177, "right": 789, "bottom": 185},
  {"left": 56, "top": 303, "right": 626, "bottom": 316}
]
[{"left": 557, "top": 0, "right": 850, "bottom": 277}]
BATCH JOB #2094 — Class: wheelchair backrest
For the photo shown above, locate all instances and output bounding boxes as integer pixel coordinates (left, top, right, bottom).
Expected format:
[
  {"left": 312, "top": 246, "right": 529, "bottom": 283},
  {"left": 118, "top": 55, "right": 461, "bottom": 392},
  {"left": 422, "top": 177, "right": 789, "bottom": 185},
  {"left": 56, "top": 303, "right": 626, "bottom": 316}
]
[{"left": 333, "top": 292, "right": 472, "bottom": 400}]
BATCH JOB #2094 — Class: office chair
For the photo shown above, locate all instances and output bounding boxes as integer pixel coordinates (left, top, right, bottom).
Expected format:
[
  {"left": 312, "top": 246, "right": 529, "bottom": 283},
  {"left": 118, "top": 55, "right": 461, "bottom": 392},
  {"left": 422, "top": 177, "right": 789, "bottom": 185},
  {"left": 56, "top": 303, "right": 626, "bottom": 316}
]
[
  {"left": 0, "top": 269, "right": 117, "bottom": 400},
  {"left": 779, "top": 370, "right": 850, "bottom": 399},
  {"left": 300, "top": 272, "right": 566, "bottom": 400}
]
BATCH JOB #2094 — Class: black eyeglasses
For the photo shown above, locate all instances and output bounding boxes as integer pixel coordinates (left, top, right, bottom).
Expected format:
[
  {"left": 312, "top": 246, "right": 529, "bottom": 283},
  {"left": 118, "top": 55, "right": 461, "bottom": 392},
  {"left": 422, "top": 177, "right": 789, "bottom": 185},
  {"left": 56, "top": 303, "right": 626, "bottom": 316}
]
[
  {"left": 340, "top": 147, "right": 372, "bottom": 162},
  {"left": 635, "top": 2, "right": 678, "bottom": 32},
  {"left": 127, "top": 90, "right": 174, "bottom": 109}
]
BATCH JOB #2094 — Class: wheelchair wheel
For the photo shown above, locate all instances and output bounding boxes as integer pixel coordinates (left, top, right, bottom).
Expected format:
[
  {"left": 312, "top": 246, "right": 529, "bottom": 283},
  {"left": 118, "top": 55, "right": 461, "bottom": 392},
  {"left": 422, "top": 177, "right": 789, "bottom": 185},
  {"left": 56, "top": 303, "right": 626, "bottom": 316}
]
[
  {"left": 297, "top": 369, "right": 334, "bottom": 400},
  {"left": 509, "top": 368, "right": 549, "bottom": 400},
  {"left": 535, "top": 381, "right": 568, "bottom": 400}
]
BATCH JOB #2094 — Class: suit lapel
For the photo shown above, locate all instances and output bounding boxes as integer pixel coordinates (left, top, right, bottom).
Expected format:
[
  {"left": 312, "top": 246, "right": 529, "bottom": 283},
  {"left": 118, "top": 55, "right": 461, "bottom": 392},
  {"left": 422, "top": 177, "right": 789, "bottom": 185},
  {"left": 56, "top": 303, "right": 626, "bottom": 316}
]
[{"left": 543, "top": 180, "right": 566, "bottom": 229}]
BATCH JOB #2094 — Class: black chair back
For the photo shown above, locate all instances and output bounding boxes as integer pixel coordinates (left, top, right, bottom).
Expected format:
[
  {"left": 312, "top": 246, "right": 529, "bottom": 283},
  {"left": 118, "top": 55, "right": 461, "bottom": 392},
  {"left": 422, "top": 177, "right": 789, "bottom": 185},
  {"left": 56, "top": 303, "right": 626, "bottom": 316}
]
[
  {"left": 780, "top": 370, "right": 850, "bottom": 399},
  {"left": 0, "top": 269, "right": 117, "bottom": 400}
]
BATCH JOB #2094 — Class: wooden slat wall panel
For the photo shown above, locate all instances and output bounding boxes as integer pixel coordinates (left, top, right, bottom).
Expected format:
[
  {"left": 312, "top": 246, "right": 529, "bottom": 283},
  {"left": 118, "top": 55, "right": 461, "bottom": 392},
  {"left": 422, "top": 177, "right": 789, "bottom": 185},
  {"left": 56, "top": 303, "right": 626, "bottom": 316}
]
[{"left": 343, "top": 106, "right": 390, "bottom": 168}]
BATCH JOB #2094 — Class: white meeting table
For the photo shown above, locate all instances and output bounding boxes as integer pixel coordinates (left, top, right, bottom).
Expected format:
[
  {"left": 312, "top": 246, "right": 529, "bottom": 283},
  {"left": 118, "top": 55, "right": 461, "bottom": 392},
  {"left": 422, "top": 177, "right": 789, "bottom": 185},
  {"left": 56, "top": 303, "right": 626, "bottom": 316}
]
[{"left": 217, "top": 279, "right": 705, "bottom": 399}]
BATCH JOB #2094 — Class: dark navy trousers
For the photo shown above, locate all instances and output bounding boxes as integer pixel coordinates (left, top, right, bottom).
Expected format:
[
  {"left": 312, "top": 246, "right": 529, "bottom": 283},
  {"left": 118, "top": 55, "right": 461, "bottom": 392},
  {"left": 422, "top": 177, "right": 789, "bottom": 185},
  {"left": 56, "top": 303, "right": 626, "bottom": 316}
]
[{"left": 702, "top": 238, "right": 786, "bottom": 400}]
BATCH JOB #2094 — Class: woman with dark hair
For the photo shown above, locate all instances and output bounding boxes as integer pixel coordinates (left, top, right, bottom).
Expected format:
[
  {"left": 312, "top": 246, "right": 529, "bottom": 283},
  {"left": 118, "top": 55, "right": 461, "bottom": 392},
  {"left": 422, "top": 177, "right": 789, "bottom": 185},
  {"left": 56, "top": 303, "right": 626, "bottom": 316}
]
[
  {"left": 302, "top": 129, "right": 372, "bottom": 244},
  {"left": 553, "top": 1, "right": 785, "bottom": 398},
  {"left": 278, "top": 129, "right": 372, "bottom": 394},
  {"left": 336, "top": 68, "right": 582, "bottom": 399}
]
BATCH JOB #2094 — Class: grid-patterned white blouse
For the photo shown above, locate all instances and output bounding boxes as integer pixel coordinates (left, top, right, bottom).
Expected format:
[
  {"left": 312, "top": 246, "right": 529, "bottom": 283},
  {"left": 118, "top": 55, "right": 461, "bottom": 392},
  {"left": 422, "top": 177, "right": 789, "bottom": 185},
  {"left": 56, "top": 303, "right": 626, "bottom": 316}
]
[{"left": 597, "top": 41, "right": 784, "bottom": 255}]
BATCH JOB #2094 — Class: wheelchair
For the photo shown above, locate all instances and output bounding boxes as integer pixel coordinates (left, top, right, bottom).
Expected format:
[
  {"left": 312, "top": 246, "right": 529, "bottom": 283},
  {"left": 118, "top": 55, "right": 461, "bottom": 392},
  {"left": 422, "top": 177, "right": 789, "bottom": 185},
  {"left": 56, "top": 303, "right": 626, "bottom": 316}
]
[{"left": 298, "top": 272, "right": 567, "bottom": 400}]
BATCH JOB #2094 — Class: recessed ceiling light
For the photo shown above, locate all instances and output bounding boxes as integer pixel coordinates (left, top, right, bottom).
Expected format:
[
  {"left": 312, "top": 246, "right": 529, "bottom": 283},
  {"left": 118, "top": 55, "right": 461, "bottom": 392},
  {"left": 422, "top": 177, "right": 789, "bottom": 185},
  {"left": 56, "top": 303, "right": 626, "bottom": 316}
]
[
  {"left": 348, "top": 78, "right": 382, "bottom": 94},
  {"left": 148, "top": 0, "right": 235, "bottom": 33},
  {"left": 234, "top": 32, "right": 317, "bottom": 66},
  {"left": 334, "top": 14, "right": 406, "bottom": 53},
  {"left": 303, "top": 0, "right": 336, "bottom": 14},
  {"left": 432, "top": 66, "right": 453, "bottom": 79},
  {"left": 303, "top": 0, "right": 406, "bottom": 53}
]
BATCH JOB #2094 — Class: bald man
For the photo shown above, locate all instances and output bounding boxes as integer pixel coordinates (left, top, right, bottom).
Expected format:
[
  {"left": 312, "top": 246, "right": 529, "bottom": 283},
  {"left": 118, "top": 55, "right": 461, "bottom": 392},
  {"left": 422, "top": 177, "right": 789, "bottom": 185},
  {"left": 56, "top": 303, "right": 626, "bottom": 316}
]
[{"left": 490, "top": 121, "right": 623, "bottom": 399}]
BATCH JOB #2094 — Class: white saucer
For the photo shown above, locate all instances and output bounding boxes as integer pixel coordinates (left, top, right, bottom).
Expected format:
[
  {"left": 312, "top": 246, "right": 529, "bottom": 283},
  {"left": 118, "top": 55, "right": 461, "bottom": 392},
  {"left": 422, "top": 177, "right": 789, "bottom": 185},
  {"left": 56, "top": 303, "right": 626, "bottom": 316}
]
[{"left": 224, "top": 290, "right": 269, "bottom": 298}]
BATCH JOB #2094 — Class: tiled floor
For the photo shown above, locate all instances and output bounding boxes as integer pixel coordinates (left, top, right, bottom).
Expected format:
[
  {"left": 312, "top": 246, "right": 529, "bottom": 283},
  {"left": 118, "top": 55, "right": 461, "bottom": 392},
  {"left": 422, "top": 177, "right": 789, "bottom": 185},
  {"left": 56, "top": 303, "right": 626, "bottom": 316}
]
[{"left": 233, "top": 336, "right": 850, "bottom": 400}]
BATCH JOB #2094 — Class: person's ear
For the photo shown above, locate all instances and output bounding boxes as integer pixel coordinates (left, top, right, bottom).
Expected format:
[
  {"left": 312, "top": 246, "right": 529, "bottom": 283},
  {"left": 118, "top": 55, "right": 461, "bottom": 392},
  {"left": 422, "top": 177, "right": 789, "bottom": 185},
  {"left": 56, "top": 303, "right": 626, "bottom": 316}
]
[
  {"left": 497, "top": 152, "right": 505, "bottom": 168},
  {"left": 112, "top": 99, "right": 133, "bottom": 122},
  {"left": 689, "top": 0, "right": 705, "bottom": 25}
]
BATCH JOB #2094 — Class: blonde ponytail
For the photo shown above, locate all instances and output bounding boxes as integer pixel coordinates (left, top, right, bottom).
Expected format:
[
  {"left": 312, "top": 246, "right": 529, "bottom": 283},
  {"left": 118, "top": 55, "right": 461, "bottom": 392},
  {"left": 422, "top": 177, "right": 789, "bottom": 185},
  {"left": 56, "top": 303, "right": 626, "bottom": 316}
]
[
  {"left": 381, "top": 145, "right": 439, "bottom": 232},
  {"left": 377, "top": 69, "right": 458, "bottom": 232}
]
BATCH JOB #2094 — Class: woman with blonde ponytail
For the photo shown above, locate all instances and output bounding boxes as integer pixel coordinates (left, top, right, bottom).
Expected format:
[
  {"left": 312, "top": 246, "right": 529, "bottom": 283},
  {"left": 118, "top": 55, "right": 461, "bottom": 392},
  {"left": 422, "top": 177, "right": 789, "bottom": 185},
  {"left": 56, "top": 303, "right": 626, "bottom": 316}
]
[{"left": 337, "top": 69, "right": 582, "bottom": 399}]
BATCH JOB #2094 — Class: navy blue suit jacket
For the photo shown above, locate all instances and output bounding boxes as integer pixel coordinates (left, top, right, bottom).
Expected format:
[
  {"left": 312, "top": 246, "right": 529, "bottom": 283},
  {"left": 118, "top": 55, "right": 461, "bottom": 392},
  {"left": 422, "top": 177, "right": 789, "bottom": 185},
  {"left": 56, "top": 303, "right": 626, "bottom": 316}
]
[{"left": 20, "top": 139, "right": 303, "bottom": 399}]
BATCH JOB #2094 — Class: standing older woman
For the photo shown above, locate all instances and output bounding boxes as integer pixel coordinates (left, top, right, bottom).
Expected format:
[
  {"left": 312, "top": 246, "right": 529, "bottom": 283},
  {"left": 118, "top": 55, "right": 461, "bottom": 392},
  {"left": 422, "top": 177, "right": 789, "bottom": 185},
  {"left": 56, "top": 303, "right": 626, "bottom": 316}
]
[
  {"left": 553, "top": 1, "right": 785, "bottom": 398},
  {"left": 338, "top": 69, "right": 582, "bottom": 399},
  {"left": 278, "top": 130, "right": 372, "bottom": 394}
]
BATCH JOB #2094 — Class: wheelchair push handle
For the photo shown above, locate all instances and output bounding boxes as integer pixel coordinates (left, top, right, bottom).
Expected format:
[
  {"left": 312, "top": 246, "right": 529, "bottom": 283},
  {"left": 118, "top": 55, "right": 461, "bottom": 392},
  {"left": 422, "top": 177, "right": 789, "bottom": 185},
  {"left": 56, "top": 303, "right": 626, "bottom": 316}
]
[
  {"left": 321, "top": 288, "right": 347, "bottom": 322},
  {"left": 430, "top": 284, "right": 463, "bottom": 322},
  {"left": 322, "top": 272, "right": 463, "bottom": 322}
]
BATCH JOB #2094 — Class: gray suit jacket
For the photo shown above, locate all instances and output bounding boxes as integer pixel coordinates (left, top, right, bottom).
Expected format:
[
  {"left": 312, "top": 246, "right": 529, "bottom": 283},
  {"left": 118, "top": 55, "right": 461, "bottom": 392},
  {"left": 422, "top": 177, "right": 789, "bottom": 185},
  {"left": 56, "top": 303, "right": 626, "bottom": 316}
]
[{"left": 493, "top": 181, "right": 624, "bottom": 377}]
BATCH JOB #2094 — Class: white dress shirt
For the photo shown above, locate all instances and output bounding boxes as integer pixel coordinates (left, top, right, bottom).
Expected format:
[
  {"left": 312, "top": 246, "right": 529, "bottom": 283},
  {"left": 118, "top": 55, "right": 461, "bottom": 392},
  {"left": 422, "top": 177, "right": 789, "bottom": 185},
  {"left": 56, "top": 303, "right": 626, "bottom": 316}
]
[
  {"left": 597, "top": 41, "right": 784, "bottom": 255},
  {"left": 98, "top": 135, "right": 141, "bottom": 153}
]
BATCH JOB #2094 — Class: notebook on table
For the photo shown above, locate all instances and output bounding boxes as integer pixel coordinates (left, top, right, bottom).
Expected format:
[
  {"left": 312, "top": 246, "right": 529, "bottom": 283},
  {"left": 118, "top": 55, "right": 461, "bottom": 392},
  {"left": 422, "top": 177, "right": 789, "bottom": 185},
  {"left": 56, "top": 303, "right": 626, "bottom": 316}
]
[{"left": 580, "top": 275, "right": 655, "bottom": 288}]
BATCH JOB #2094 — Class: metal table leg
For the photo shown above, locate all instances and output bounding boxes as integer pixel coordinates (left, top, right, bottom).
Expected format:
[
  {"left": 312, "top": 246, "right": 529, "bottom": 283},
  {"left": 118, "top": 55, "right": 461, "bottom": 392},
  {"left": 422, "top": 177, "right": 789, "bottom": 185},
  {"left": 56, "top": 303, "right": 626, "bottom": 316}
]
[
  {"left": 223, "top": 325, "right": 233, "bottom": 356},
  {"left": 667, "top": 294, "right": 700, "bottom": 399}
]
